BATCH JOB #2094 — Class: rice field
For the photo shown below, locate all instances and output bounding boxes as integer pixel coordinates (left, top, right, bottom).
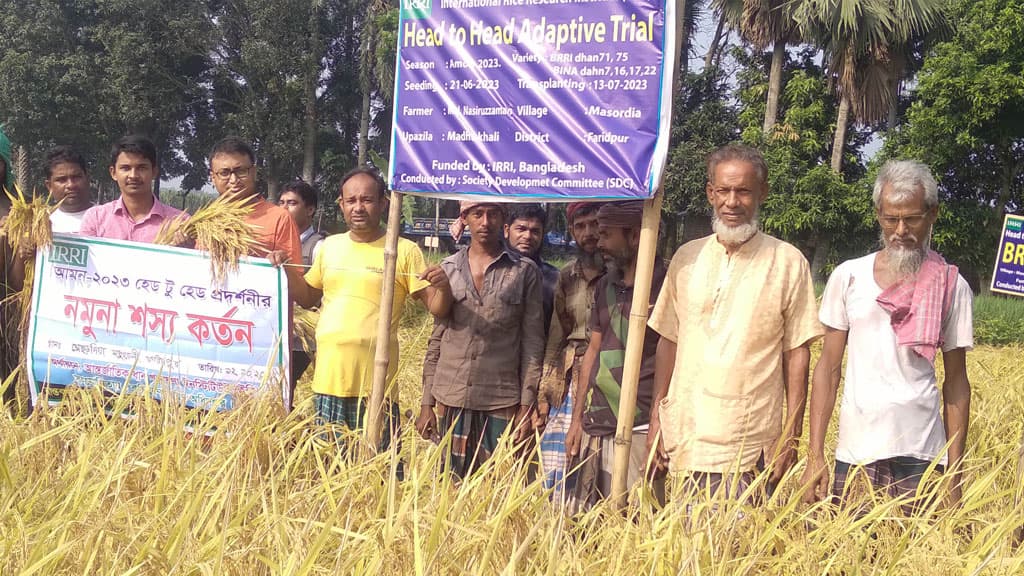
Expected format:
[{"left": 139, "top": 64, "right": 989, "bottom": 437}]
[{"left": 2, "top": 304, "right": 1024, "bottom": 574}]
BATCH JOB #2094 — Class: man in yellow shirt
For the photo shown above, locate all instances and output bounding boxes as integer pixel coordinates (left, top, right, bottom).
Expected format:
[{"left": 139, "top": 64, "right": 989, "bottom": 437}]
[{"left": 271, "top": 167, "right": 451, "bottom": 444}]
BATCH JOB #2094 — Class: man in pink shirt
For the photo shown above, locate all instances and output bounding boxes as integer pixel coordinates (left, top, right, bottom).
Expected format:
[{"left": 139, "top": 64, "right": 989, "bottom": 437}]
[{"left": 79, "top": 135, "right": 186, "bottom": 242}]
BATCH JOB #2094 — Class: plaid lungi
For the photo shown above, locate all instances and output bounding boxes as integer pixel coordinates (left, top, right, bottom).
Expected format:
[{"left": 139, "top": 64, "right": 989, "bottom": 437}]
[
  {"left": 313, "top": 394, "right": 401, "bottom": 451},
  {"left": 570, "top": 430, "right": 664, "bottom": 512},
  {"left": 540, "top": 389, "right": 574, "bottom": 500},
  {"left": 438, "top": 404, "right": 516, "bottom": 479},
  {"left": 831, "top": 456, "right": 943, "bottom": 514}
]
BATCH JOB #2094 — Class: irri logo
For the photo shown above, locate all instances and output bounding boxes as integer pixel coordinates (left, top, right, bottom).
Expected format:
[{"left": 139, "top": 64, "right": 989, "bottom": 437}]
[
  {"left": 50, "top": 241, "right": 89, "bottom": 268},
  {"left": 401, "top": 0, "right": 431, "bottom": 19}
]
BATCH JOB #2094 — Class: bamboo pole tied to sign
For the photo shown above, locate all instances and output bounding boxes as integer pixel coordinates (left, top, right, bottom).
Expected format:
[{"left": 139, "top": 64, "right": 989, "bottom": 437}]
[{"left": 366, "top": 189, "right": 404, "bottom": 454}]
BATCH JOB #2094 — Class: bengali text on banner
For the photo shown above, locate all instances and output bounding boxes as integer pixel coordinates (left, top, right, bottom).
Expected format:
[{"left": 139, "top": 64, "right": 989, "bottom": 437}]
[
  {"left": 389, "top": 0, "right": 676, "bottom": 200},
  {"left": 26, "top": 234, "right": 290, "bottom": 411}
]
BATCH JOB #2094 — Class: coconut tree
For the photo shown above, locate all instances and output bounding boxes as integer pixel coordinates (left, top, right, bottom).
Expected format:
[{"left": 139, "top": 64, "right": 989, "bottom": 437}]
[
  {"left": 794, "top": 0, "right": 950, "bottom": 172},
  {"left": 713, "top": 0, "right": 803, "bottom": 133}
]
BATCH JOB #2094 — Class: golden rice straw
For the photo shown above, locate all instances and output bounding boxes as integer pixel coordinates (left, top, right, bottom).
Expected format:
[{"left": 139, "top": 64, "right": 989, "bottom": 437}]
[
  {"left": 153, "top": 195, "right": 258, "bottom": 285},
  {"left": 1, "top": 185, "right": 56, "bottom": 414},
  {"left": 1, "top": 186, "right": 56, "bottom": 326},
  {"left": 293, "top": 307, "right": 319, "bottom": 355}
]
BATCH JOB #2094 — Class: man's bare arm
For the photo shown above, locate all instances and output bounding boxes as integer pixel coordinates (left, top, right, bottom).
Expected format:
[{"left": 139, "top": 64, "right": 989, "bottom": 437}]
[
  {"left": 941, "top": 347, "right": 971, "bottom": 504},
  {"left": 800, "top": 327, "right": 848, "bottom": 502}
]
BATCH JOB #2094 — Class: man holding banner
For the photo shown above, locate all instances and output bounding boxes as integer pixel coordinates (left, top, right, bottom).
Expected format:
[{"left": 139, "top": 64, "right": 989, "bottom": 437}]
[
  {"left": 79, "top": 135, "right": 187, "bottom": 243},
  {"left": 273, "top": 167, "right": 451, "bottom": 443},
  {"left": 418, "top": 200, "right": 545, "bottom": 479},
  {"left": 648, "top": 145, "right": 822, "bottom": 502}
]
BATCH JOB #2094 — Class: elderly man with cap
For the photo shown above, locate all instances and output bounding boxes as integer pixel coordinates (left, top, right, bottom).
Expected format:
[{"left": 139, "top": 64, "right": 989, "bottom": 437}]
[
  {"left": 534, "top": 201, "right": 605, "bottom": 501},
  {"left": 563, "top": 201, "right": 666, "bottom": 508},
  {"left": 417, "top": 199, "right": 545, "bottom": 479}
]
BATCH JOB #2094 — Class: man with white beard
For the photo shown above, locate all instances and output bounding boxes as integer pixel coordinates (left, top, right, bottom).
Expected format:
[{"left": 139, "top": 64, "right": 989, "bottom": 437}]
[
  {"left": 647, "top": 145, "right": 823, "bottom": 502},
  {"left": 801, "top": 160, "right": 973, "bottom": 510}
]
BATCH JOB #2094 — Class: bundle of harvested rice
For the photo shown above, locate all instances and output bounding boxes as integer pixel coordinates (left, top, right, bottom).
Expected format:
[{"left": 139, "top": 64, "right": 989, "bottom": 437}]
[
  {"left": 293, "top": 307, "right": 319, "bottom": 354},
  {"left": 1, "top": 186, "right": 55, "bottom": 327},
  {"left": 153, "top": 195, "right": 258, "bottom": 284},
  {"left": 1, "top": 186, "right": 55, "bottom": 414}
]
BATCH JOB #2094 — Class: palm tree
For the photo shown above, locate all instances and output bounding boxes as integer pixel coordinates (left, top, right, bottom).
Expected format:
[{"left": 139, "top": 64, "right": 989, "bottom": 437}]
[
  {"left": 713, "top": 0, "right": 802, "bottom": 133},
  {"left": 794, "top": 0, "right": 949, "bottom": 172},
  {"left": 677, "top": 0, "right": 706, "bottom": 79}
]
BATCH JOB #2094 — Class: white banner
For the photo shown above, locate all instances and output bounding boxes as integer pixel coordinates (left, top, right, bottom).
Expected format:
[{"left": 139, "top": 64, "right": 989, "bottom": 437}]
[{"left": 26, "top": 234, "right": 289, "bottom": 411}]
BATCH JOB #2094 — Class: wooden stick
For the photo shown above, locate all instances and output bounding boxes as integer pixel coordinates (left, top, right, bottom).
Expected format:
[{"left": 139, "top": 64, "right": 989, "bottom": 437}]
[
  {"left": 365, "top": 190, "right": 403, "bottom": 454},
  {"left": 610, "top": 193, "right": 664, "bottom": 508}
]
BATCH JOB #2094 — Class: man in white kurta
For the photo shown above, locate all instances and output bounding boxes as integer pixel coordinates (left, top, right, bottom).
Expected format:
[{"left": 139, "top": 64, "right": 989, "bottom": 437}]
[{"left": 802, "top": 160, "right": 973, "bottom": 510}]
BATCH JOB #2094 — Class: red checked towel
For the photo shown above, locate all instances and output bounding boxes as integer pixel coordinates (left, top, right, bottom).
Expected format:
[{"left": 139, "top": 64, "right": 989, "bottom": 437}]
[{"left": 876, "top": 250, "right": 958, "bottom": 364}]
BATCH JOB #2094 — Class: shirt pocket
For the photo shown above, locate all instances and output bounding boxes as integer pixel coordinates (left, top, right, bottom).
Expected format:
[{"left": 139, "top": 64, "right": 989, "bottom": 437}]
[
  {"left": 487, "top": 288, "right": 523, "bottom": 331},
  {"left": 695, "top": 387, "right": 751, "bottom": 447}
]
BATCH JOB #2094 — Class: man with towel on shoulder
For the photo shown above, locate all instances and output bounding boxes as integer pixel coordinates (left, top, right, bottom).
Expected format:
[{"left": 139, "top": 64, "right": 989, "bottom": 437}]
[{"left": 801, "top": 160, "right": 973, "bottom": 511}]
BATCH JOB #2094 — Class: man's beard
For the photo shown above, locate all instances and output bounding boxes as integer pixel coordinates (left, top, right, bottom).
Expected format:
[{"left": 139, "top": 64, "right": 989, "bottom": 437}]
[
  {"left": 602, "top": 247, "right": 636, "bottom": 276},
  {"left": 712, "top": 212, "right": 760, "bottom": 246},
  {"left": 576, "top": 244, "right": 604, "bottom": 269},
  {"left": 880, "top": 230, "right": 930, "bottom": 278}
]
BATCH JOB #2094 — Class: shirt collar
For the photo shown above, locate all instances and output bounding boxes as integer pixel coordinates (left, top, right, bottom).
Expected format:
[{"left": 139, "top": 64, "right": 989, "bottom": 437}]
[
  {"left": 454, "top": 244, "right": 520, "bottom": 267},
  {"left": 299, "top": 226, "right": 316, "bottom": 243},
  {"left": 112, "top": 194, "right": 171, "bottom": 220},
  {"left": 572, "top": 255, "right": 605, "bottom": 282}
]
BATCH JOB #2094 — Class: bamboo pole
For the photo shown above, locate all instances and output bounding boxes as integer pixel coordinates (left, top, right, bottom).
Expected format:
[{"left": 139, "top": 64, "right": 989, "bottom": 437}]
[
  {"left": 366, "top": 189, "right": 403, "bottom": 453},
  {"left": 609, "top": 192, "right": 664, "bottom": 508}
]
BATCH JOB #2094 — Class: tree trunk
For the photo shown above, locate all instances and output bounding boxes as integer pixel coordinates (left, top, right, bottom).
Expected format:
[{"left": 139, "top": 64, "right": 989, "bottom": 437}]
[
  {"left": 358, "top": 88, "right": 371, "bottom": 166},
  {"left": 886, "top": 55, "right": 904, "bottom": 131},
  {"left": 266, "top": 159, "right": 282, "bottom": 202},
  {"left": 810, "top": 232, "right": 830, "bottom": 284},
  {"left": 704, "top": 12, "right": 726, "bottom": 73},
  {"left": 831, "top": 95, "right": 851, "bottom": 173},
  {"left": 678, "top": 0, "right": 691, "bottom": 79},
  {"left": 763, "top": 41, "right": 786, "bottom": 134},
  {"left": 660, "top": 212, "right": 678, "bottom": 255},
  {"left": 302, "top": 3, "right": 319, "bottom": 184},
  {"left": 153, "top": 175, "right": 161, "bottom": 200},
  {"left": 357, "top": 12, "right": 375, "bottom": 167}
]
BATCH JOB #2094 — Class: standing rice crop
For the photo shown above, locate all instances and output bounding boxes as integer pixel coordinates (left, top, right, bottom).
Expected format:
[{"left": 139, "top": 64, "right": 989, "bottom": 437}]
[{"left": 3, "top": 311, "right": 1024, "bottom": 574}]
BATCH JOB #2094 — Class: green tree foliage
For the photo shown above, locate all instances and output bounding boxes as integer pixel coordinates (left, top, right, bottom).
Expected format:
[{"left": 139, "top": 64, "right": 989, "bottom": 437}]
[
  {"left": 660, "top": 68, "right": 740, "bottom": 248},
  {"left": 0, "top": 0, "right": 213, "bottom": 194},
  {"left": 893, "top": 0, "right": 1024, "bottom": 284},
  {"left": 795, "top": 0, "right": 950, "bottom": 172},
  {"left": 737, "top": 48, "right": 871, "bottom": 276}
]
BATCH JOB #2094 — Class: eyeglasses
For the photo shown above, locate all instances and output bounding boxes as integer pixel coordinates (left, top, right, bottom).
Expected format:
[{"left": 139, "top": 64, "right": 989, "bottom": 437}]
[
  {"left": 213, "top": 166, "right": 253, "bottom": 181},
  {"left": 878, "top": 213, "right": 929, "bottom": 229}
]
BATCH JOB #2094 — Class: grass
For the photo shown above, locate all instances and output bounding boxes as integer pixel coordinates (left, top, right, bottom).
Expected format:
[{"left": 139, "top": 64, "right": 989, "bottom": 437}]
[
  {"left": 3, "top": 304, "right": 1024, "bottom": 574},
  {"left": 974, "top": 294, "right": 1024, "bottom": 346}
]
